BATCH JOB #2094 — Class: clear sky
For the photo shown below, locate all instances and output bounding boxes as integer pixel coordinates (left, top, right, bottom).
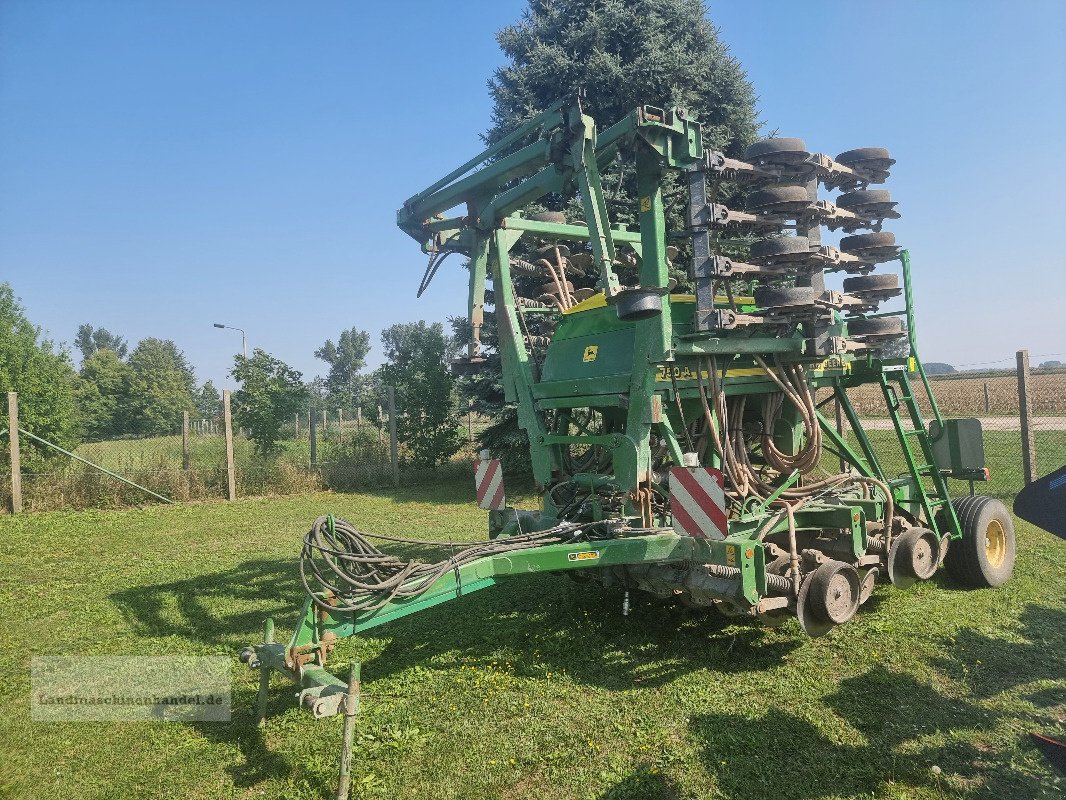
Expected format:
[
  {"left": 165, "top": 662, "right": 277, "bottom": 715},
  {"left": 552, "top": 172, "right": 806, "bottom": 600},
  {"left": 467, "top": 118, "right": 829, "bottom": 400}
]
[{"left": 2, "top": 0, "right": 1064, "bottom": 388}]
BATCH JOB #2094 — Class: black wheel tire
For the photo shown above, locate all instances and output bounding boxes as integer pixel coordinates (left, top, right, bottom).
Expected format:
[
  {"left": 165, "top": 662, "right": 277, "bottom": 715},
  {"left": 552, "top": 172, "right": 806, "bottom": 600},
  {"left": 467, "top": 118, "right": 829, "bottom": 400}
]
[
  {"left": 808, "top": 561, "right": 861, "bottom": 625},
  {"left": 835, "top": 147, "right": 892, "bottom": 166},
  {"left": 541, "top": 280, "right": 575, "bottom": 294},
  {"left": 745, "top": 137, "right": 807, "bottom": 160},
  {"left": 843, "top": 273, "right": 899, "bottom": 293},
  {"left": 942, "top": 496, "right": 1016, "bottom": 588},
  {"left": 528, "top": 211, "right": 567, "bottom": 224},
  {"left": 893, "top": 527, "right": 940, "bottom": 581},
  {"left": 837, "top": 189, "right": 892, "bottom": 209},
  {"left": 754, "top": 285, "right": 818, "bottom": 309},
  {"left": 748, "top": 185, "right": 810, "bottom": 210},
  {"left": 750, "top": 236, "right": 811, "bottom": 259},
  {"left": 841, "top": 231, "right": 896, "bottom": 252},
  {"left": 847, "top": 317, "right": 904, "bottom": 336}
]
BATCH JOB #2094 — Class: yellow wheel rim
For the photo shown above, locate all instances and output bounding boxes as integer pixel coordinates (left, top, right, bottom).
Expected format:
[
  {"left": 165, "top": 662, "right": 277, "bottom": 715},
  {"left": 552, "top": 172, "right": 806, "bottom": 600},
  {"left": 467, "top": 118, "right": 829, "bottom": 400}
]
[{"left": 985, "top": 519, "right": 1007, "bottom": 568}]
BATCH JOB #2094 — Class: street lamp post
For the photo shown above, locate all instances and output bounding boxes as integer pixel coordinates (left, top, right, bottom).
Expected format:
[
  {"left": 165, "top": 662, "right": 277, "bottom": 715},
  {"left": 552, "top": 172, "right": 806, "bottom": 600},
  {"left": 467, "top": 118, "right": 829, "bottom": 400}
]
[{"left": 213, "top": 323, "right": 247, "bottom": 359}]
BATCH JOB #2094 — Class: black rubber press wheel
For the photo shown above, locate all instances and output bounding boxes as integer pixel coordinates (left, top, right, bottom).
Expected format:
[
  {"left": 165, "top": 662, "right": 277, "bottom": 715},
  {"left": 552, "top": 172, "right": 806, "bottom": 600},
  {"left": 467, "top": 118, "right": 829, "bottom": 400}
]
[
  {"left": 808, "top": 561, "right": 861, "bottom": 625},
  {"left": 748, "top": 185, "right": 811, "bottom": 212},
  {"left": 843, "top": 273, "right": 899, "bottom": 293},
  {"left": 749, "top": 236, "right": 811, "bottom": 259},
  {"left": 943, "top": 496, "right": 1016, "bottom": 588},
  {"left": 754, "top": 285, "right": 818, "bottom": 309},
  {"left": 840, "top": 231, "right": 896, "bottom": 252},
  {"left": 528, "top": 211, "right": 567, "bottom": 224},
  {"left": 847, "top": 317, "right": 904, "bottom": 336},
  {"left": 745, "top": 137, "right": 808, "bottom": 160},
  {"left": 835, "top": 147, "right": 892, "bottom": 166},
  {"left": 837, "top": 189, "right": 893, "bottom": 209}
]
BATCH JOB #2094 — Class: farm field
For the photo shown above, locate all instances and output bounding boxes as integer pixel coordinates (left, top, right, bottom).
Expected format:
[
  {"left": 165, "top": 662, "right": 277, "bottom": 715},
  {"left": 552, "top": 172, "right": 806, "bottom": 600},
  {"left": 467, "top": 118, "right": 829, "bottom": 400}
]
[
  {"left": 826, "top": 371, "right": 1066, "bottom": 418},
  {"left": 1, "top": 474, "right": 1064, "bottom": 800}
]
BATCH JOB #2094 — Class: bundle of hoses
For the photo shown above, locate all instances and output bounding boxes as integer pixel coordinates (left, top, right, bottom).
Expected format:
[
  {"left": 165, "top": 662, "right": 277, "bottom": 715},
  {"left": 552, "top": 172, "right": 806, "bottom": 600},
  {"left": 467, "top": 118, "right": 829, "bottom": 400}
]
[
  {"left": 300, "top": 516, "right": 586, "bottom": 613},
  {"left": 688, "top": 352, "right": 896, "bottom": 588},
  {"left": 694, "top": 353, "right": 892, "bottom": 514}
]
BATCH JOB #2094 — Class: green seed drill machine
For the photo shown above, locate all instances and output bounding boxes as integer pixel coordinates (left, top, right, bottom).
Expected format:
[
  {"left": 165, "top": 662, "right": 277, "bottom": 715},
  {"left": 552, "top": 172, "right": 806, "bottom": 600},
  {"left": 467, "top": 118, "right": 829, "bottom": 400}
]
[{"left": 242, "top": 96, "right": 1016, "bottom": 722}]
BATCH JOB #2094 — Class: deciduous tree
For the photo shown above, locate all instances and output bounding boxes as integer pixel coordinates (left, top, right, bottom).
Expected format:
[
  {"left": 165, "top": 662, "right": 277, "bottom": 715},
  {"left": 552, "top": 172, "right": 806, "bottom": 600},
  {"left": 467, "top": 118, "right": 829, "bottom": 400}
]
[
  {"left": 0, "top": 283, "right": 79, "bottom": 468},
  {"left": 231, "top": 349, "right": 308, "bottom": 453},
  {"left": 75, "top": 324, "right": 128, "bottom": 361},
  {"left": 376, "top": 321, "right": 462, "bottom": 468},
  {"left": 314, "top": 327, "right": 371, "bottom": 412},
  {"left": 76, "top": 349, "right": 132, "bottom": 439}
]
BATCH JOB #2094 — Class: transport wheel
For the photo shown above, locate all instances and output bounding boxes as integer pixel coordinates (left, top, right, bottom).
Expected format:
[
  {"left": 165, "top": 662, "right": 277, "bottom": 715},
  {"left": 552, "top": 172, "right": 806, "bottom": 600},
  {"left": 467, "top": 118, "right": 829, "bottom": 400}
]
[
  {"left": 943, "top": 496, "right": 1016, "bottom": 588},
  {"left": 750, "top": 236, "right": 811, "bottom": 260},
  {"left": 745, "top": 137, "right": 808, "bottom": 163},
  {"left": 754, "top": 285, "right": 818, "bottom": 310},
  {"left": 842, "top": 273, "right": 898, "bottom": 293},
  {"left": 847, "top": 317, "right": 904, "bottom": 337},
  {"left": 748, "top": 185, "right": 812, "bottom": 213},
  {"left": 887, "top": 527, "right": 940, "bottom": 589},
  {"left": 529, "top": 211, "right": 567, "bottom": 224}
]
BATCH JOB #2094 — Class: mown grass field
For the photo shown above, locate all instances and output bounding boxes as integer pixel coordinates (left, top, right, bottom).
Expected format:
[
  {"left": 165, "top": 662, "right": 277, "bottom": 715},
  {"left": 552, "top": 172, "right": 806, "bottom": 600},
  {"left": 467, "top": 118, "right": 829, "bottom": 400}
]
[{"left": 0, "top": 473, "right": 1064, "bottom": 800}]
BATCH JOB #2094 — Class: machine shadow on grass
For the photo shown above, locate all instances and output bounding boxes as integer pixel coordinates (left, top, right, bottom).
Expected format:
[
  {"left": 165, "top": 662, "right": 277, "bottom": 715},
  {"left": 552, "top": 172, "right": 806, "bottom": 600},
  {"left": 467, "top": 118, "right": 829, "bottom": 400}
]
[
  {"left": 325, "top": 573, "right": 802, "bottom": 691},
  {"left": 686, "top": 603, "right": 1066, "bottom": 800},
  {"left": 109, "top": 558, "right": 304, "bottom": 649},
  {"left": 110, "top": 556, "right": 799, "bottom": 691},
  {"left": 108, "top": 555, "right": 1063, "bottom": 796}
]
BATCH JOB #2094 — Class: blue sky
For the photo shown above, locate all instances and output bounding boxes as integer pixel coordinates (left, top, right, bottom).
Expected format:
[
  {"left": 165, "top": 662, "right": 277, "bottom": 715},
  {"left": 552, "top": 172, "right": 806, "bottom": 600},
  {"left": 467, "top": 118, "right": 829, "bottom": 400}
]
[{"left": 2, "top": 0, "right": 1064, "bottom": 388}]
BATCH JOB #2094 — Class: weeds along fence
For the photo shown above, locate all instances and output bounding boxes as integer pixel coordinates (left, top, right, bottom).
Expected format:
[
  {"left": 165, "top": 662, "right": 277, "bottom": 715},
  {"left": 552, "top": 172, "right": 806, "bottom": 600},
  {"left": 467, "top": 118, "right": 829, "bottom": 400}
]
[{"left": 1, "top": 388, "right": 493, "bottom": 514}]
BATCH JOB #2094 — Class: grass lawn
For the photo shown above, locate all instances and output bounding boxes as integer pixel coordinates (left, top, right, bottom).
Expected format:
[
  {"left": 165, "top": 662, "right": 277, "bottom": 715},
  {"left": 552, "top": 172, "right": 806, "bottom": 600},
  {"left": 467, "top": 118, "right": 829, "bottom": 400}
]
[{"left": 0, "top": 477, "right": 1063, "bottom": 799}]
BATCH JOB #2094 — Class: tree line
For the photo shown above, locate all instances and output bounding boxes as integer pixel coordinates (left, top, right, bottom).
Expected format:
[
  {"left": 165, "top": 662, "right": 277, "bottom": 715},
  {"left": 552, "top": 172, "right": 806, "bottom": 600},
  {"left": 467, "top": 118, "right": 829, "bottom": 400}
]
[{"left": 1, "top": 282, "right": 464, "bottom": 470}]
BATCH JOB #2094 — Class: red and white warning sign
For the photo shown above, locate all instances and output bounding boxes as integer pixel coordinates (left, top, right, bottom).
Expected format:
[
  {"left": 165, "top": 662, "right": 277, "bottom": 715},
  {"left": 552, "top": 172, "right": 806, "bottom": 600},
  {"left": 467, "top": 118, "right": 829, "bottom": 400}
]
[
  {"left": 669, "top": 466, "right": 728, "bottom": 540},
  {"left": 474, "top": 453, "right": 506, "bottom": 510}
]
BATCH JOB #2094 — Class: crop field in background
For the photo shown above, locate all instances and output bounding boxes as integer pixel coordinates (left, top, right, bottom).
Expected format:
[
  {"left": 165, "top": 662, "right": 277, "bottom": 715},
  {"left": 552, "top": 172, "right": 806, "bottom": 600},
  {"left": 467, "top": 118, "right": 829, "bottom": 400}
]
[
  {"left": 0, "top": 471, "right": 1064, "bottom": 800},
  {"left": 824, "top": 371, "right": 1066, "bottom": 417}
]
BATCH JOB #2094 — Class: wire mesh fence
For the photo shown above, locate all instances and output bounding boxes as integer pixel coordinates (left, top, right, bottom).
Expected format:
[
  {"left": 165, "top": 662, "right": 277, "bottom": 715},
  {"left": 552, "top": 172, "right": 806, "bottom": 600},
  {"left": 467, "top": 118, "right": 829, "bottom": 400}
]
[
  {"left": 0, "top": 393, "right": 501, "bottom": 513},
  {"left": 818, "top": 365, "right": 1066, "bottom": 501},
  {"left": 3, "top": 361, "right": 1063, "bottom": 513}
]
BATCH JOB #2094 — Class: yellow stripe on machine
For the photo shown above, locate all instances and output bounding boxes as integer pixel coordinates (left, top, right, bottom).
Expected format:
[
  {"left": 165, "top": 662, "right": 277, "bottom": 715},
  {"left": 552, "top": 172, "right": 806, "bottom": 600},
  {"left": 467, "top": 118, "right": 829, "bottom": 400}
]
[{"left": 562, "top": 292, "right": 756, "bottom": 315}]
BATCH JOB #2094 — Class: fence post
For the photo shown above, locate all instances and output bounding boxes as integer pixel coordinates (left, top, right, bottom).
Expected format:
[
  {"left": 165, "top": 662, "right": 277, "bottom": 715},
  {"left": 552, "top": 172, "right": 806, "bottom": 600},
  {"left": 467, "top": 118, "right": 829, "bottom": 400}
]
[
  {"left": 983, "top": 382, "right": 991, "bottom": 413},
  {"left": 1016, "top": 349, "right": 1036, "bottom": 485},
  {"left": 387, "top": 386, "right": 399, "bottom": 489},
  {"left": 338, "top": 408, "right": 344, "bottom": 432},
  {"left": 223, "top": 390, "right": 237, "bottom": 501},
  {"left": 310, "top": 408, "right": 318, "bottom": 470},
  {"left": 295, "top": 412, "right": 300, "bottom": 437},
  {"left": 181, "top": 411, "right": 190, "bottom": 471},
  {"left": 467, "top": 408, "right": 474, "bottom": 445},
  {"left": 7, "top": 392, "right": 22, "bottom": 513}
]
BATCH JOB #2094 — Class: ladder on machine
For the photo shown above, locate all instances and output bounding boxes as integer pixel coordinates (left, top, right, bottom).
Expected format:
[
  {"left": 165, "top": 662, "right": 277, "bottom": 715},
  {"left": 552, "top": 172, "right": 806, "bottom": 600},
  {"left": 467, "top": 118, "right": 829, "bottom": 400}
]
[
  {"left": 875, "top": 249, "right": 962, "bottom": 538},
  {"left": 879, "top": 366, "right": 956, "bottom": 533}
]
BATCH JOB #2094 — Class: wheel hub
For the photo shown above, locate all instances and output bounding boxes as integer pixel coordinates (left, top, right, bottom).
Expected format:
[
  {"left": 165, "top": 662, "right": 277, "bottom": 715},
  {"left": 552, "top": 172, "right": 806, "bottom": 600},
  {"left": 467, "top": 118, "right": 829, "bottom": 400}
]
[{"left": 985, "top": 519, "right": 1007, "bottom": 568}]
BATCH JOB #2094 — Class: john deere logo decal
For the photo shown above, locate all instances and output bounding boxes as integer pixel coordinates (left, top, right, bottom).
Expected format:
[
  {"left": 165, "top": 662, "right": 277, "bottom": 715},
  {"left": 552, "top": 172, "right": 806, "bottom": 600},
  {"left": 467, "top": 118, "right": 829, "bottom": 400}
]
[{"left": 583, "top": 345, "right": 599, "bottom": 363}]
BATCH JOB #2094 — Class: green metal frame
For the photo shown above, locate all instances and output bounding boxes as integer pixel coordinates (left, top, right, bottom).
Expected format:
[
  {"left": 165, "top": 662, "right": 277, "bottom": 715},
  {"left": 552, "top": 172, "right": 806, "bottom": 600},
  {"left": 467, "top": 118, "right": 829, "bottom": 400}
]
[{"left": 244, "top": 99, "right": 986, "bottom": 720}]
